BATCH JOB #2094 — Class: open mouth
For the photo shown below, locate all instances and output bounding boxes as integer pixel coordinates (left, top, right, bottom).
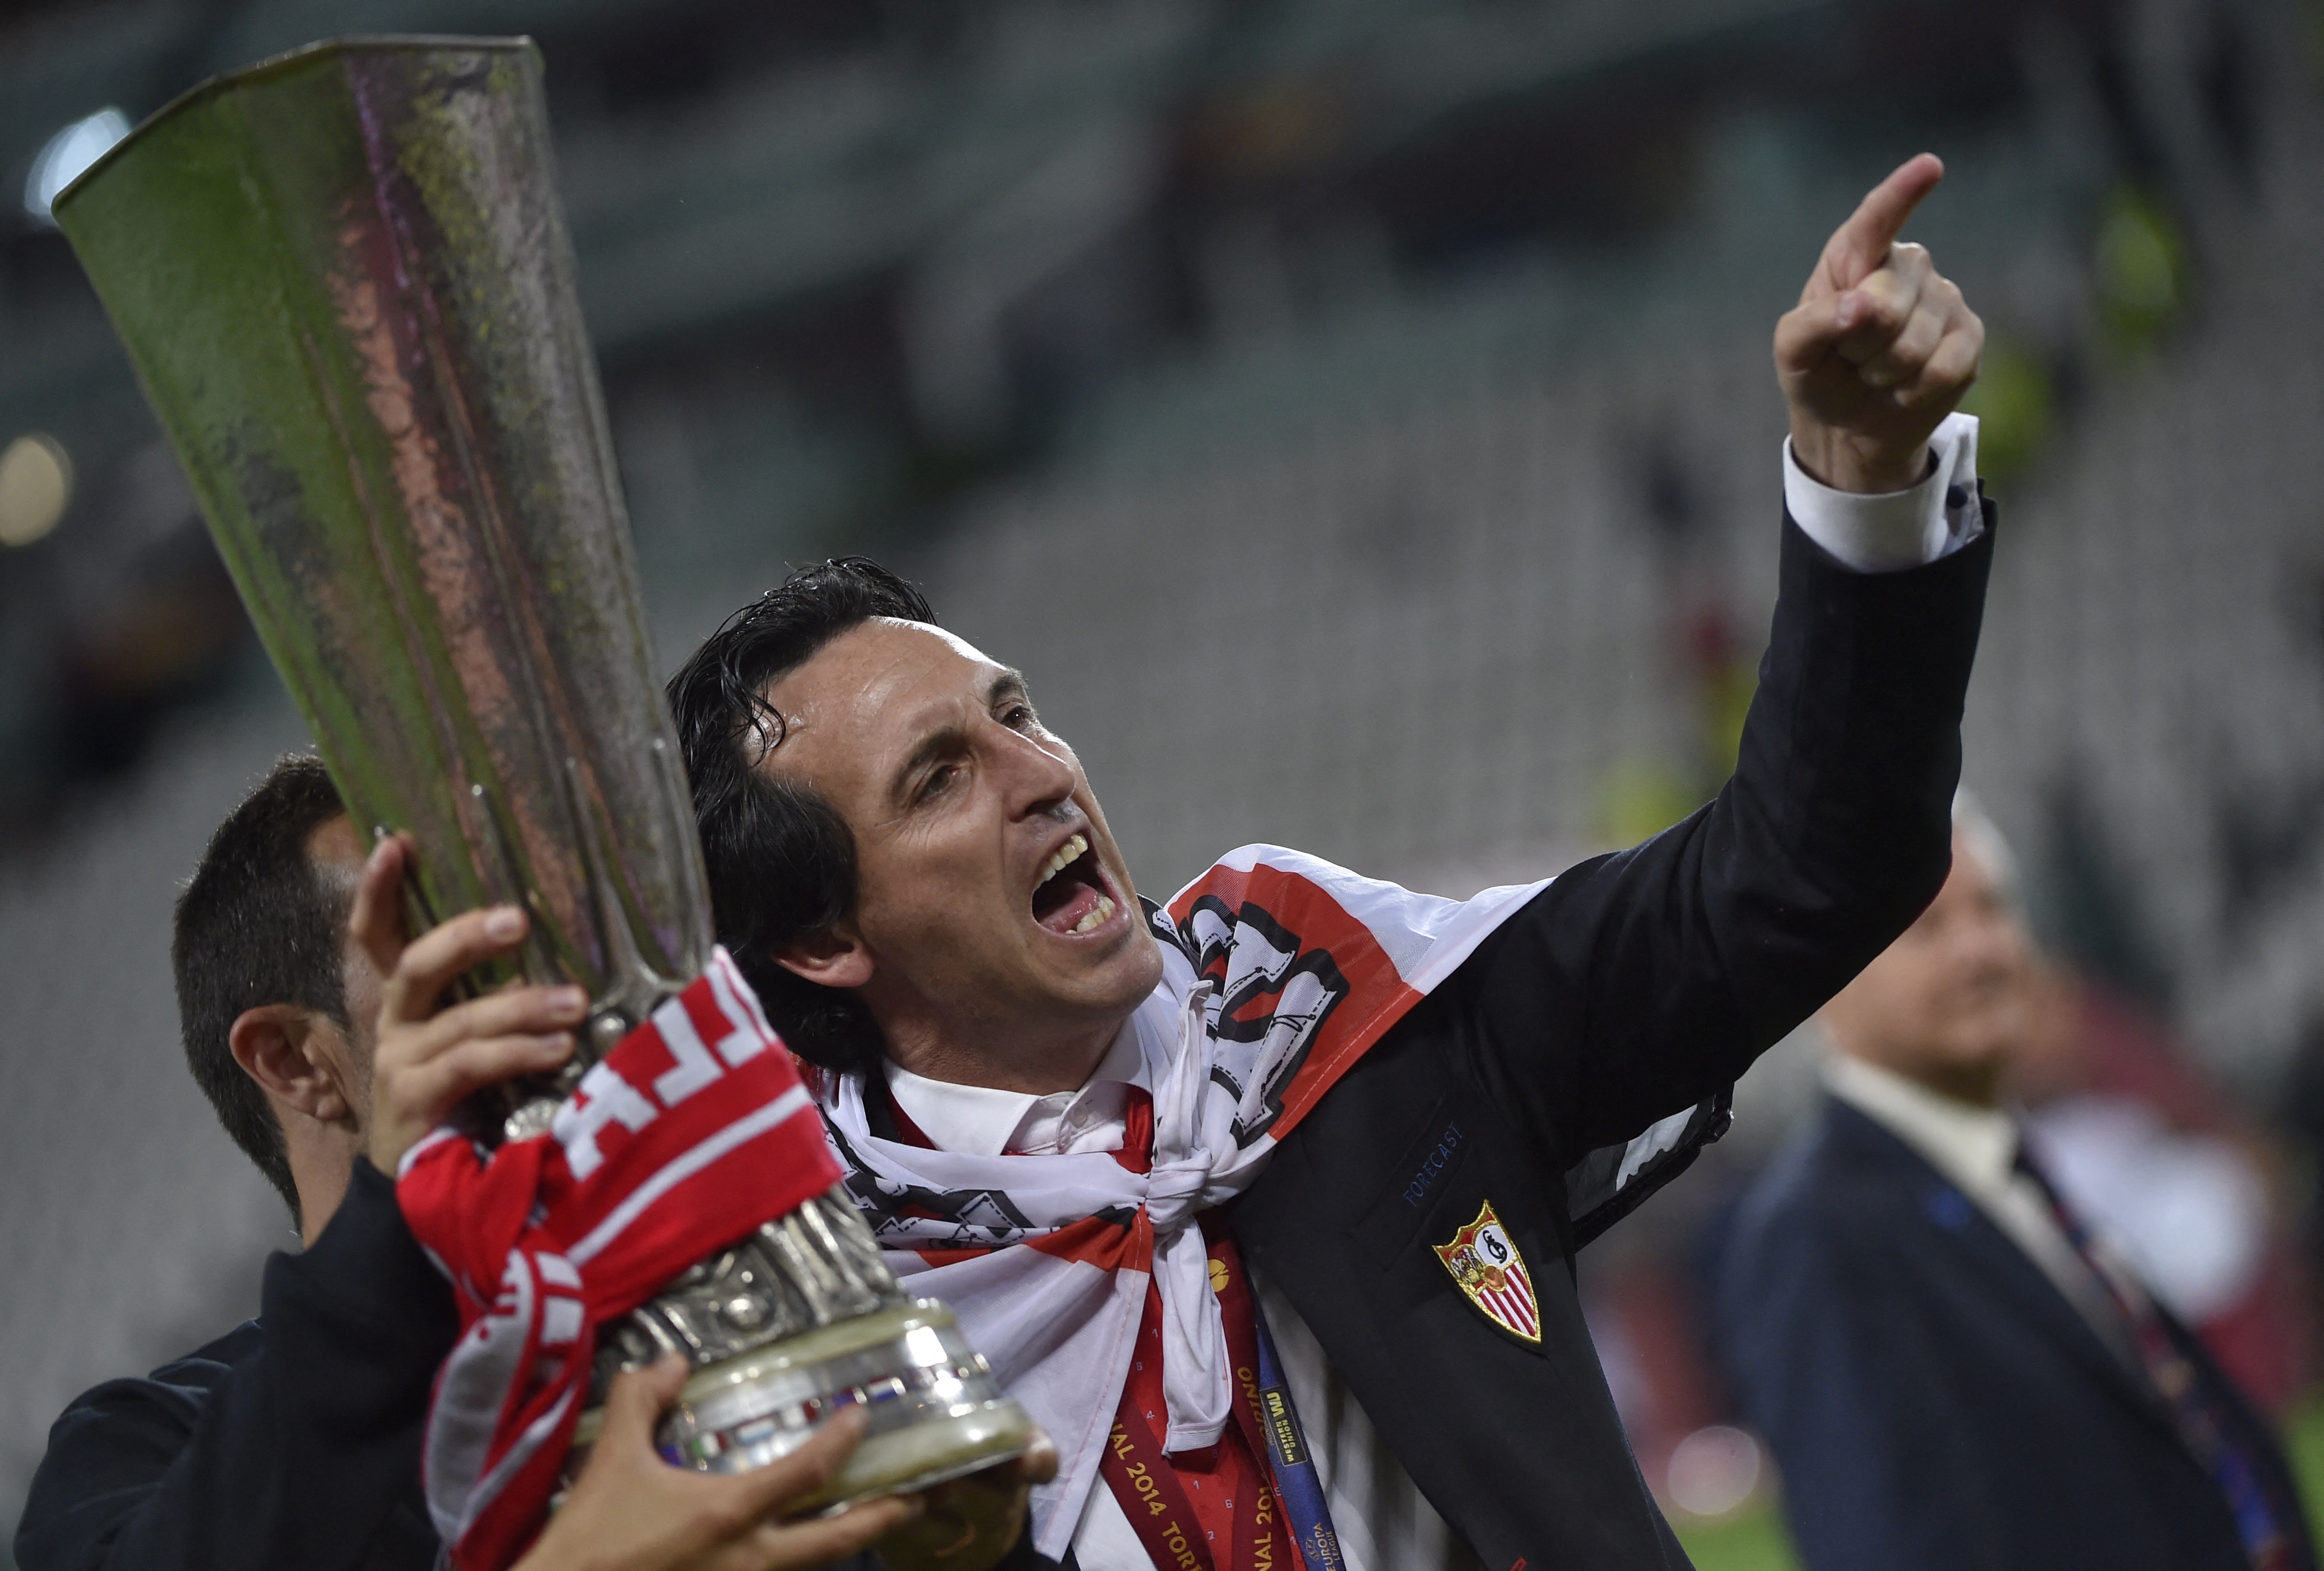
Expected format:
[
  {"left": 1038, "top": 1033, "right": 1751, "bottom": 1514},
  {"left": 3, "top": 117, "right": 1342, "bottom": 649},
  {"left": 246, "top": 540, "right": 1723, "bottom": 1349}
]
[{"left": 1031, "top": 830, "right": 1118, "bottom": 937}]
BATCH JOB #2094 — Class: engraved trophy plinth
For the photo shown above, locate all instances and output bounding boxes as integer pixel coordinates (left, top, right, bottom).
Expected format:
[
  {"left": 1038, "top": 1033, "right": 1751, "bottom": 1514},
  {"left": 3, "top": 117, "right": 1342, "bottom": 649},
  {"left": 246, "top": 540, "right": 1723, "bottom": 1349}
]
[{"left": 54, "top": 34, "right": 1027, "bottom": 1529}]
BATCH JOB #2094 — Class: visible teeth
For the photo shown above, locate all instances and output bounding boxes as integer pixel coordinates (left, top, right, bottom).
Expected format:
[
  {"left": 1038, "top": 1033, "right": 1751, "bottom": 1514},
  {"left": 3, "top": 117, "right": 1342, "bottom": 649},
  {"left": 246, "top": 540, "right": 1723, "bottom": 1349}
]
[
  {"left": 1039, "top": 832, "right": 1090, "bottom": 887},
  {"left": 1071, "top": 894, "right": 1117, "bottom": 935}
]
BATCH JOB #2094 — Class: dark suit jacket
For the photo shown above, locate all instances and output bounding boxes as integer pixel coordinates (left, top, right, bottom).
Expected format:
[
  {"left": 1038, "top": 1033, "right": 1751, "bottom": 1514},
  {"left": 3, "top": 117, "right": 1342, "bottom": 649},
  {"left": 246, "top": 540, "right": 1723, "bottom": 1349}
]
[
  {"left": 1712, "top": 1096, "right": 2315, "bottom": 1571},
  {"left": 1227, "top": 512, "right": 1993, "bottom": 1570},
  {"left": 14, "top": 1163, "right": 452, "bottom": 1571}
]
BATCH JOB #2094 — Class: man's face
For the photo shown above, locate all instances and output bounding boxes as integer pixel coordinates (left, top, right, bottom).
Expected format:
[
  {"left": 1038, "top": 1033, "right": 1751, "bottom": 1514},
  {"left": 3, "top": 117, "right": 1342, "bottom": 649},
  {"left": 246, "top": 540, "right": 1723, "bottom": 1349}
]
[
  {"left": 1822, "top": 829, "right": 2034, "bottom": 1094},
  {"left": 306, "top": 814, "right": 384, "bottom": 1124},
  {"left": 757, "top": 618, "right": 1161, "bottom": 1079}
]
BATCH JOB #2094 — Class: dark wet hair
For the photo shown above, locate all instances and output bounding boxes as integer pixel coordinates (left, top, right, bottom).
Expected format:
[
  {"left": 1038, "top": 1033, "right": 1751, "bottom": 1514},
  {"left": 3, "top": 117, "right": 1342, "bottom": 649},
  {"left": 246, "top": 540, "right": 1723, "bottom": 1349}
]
[
  {"left": 666, "top": 557, "right": 937, "bottom": 1077},
  {"left": 173, "top": 755, "right": 352, "bottom": 1221}
]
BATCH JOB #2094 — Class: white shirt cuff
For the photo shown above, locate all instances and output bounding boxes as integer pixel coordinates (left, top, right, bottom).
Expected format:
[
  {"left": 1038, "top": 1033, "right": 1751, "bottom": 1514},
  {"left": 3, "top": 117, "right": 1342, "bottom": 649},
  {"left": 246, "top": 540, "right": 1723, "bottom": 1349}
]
[{"left": 1782, "top": 411, "right": 1985, "bottom": 573}]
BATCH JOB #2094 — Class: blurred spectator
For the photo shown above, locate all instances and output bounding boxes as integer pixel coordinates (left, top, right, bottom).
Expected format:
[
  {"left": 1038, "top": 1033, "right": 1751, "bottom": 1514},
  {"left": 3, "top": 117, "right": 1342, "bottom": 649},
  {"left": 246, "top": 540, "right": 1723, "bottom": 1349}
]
[
  {"left": 2281, "top": 1014, "right": 2324, "bottom": 1327},
  {"left": 1709, "top": 799, "right": 2316, "bottom": 1571},
  {"left": 2010, "top": 970, "right": 2313, "bottom": 1415}
]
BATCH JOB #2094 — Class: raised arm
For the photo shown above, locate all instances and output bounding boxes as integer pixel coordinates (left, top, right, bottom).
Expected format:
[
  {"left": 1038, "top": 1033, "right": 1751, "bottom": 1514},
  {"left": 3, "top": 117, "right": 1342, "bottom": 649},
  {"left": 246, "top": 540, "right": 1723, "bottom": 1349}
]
[{"left": 1449, "top": 155, "right": 1992, "bottom": 1159}]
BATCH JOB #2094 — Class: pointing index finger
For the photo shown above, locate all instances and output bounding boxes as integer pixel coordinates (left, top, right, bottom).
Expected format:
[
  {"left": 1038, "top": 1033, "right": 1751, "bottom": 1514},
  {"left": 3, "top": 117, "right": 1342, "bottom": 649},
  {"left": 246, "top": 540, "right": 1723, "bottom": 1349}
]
[{"left": 1824, "top": 153, "right": 1944, "bottom": 291}]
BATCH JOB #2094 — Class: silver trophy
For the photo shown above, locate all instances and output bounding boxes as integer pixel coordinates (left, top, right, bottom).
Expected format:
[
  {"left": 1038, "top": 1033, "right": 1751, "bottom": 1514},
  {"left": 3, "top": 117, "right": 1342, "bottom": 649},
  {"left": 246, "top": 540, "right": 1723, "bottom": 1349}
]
[{"left": 54, "top": 34, "right": 1029, "bottom": 1536}]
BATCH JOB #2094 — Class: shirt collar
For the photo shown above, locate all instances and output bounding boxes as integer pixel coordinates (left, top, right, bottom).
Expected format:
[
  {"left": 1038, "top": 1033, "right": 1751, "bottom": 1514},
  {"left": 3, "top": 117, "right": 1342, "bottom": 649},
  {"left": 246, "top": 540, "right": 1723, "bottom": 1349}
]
[
  {"left": 883, "top": 1021, "right": 1149, "bottom": 1156},
  {"left": 1824, "top": 1052, "right": 2019, "bottom": 1198}
]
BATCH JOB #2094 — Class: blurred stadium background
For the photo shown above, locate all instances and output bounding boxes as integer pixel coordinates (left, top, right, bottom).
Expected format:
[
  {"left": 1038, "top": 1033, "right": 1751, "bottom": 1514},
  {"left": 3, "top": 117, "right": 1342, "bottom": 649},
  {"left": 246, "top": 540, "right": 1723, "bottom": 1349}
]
[{"left": 4, "top": 0, "right": 2323, "bottom": 1564}]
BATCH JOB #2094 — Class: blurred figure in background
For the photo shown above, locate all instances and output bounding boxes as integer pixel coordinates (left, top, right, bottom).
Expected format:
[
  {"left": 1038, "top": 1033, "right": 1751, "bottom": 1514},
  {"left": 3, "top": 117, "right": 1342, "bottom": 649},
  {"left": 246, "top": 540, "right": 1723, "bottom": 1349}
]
[
  {"left": 1712, "top": 797, "right": 2316, "bottom": 1571},
  {"left": 2009, "top": 968, "right": 2312, "bottom": 1418}
]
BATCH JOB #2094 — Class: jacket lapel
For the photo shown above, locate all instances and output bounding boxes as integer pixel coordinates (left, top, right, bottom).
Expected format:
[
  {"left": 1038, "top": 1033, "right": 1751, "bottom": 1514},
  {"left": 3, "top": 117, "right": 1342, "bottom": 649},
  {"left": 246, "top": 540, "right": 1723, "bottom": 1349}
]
[{"left": 1822, "top": 1100, "right": 2178, "bottom": 1436}]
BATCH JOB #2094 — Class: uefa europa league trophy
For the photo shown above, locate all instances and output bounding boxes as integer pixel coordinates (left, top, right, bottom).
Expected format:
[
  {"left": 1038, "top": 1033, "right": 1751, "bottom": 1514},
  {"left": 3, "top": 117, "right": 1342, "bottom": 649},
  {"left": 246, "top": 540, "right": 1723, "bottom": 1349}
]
[{"left": 54, "top": 34, "right": 1029, "bottom": 1527}]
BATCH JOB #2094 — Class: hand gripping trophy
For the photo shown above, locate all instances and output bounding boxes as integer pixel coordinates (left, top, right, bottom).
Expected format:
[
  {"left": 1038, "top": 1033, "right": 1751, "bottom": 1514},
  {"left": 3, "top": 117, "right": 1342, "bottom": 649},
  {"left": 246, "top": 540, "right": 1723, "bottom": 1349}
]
[{"left": 55, "top": 35, "right": 1032, "bottom": 1570}]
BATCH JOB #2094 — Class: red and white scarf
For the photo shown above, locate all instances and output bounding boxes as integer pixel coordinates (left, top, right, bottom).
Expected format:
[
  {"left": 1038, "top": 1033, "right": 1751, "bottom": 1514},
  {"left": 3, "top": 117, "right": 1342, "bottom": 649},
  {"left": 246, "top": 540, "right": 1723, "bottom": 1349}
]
[
  {"left": 816, "top": 846, "right": 1551, "bottom": 1561},
  {"left": 398, "top": 947, "right": 839, "bottom": 1571}
]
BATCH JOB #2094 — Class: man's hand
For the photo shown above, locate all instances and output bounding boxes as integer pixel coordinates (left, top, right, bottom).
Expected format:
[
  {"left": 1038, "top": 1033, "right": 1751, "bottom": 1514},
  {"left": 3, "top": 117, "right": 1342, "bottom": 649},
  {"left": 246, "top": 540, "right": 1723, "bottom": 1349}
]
[
  {"left": 514, "top": 1359, "right": 919, "bottom": 1571},
  {"left": 349, "top": 833, "right": 586, "bottom": 1175},
  {"left": 872, "top": 1431, "right": 1059, "bottom": 1571},
  {"left": 1777, "top": 153, "right": 1984, "bottom": 495}
]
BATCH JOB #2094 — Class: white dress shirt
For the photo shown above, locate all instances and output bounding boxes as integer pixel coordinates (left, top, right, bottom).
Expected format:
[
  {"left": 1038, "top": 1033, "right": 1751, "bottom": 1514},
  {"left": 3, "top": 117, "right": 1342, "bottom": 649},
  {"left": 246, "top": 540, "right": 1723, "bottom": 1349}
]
[
  {"left": 881, "top": 419, "right": 1986, "bottom": 1569},
  {"left": 887, "top": 1041, "right": 1482, "bottom": 1571},
  {"left": 1783, "top": 411, "right": 1984, "bottom": 573}
]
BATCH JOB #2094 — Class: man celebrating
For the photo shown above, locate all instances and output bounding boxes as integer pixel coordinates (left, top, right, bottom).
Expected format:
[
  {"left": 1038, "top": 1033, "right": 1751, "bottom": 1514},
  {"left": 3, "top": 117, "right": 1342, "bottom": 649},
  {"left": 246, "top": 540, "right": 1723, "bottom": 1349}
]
[{"left": 662, "top": 153, "right": 1994, "bottom": 1569}]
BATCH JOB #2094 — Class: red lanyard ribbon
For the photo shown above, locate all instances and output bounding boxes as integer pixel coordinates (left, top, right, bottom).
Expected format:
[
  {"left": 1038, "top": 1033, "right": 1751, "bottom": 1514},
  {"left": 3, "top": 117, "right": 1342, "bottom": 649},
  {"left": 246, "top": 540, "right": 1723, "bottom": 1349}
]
[{"left": 1099, "top": 1235, "right": 1300, "bottom": 1571}]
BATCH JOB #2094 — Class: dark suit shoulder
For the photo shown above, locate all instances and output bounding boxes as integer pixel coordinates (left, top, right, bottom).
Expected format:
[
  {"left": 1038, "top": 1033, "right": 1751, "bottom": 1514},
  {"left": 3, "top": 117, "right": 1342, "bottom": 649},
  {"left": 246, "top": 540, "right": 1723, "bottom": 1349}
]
[
  {"left": 36, "top": 1321, "right": 263, "bottom": 1462},
  {"left": 1729, "top": 1101, "right": 1932, "bottom": 1256},
  {"left": 145, "top": 1320, "right": 265, "bottom": 1391},
  {"left": 16, "top": 1178, "right": 448, "bottom": 1571}
]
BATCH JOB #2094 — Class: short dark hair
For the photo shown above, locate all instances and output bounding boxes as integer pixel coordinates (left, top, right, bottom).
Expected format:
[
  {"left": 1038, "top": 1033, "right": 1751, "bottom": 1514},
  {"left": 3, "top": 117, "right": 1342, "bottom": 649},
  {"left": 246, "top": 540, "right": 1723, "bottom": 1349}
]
[
  {"left": 667, "top": 558, "right": 937, "bottom": 1078},
  {"left": 173, "top": 755, "right": 353, "bottom": 1220}
]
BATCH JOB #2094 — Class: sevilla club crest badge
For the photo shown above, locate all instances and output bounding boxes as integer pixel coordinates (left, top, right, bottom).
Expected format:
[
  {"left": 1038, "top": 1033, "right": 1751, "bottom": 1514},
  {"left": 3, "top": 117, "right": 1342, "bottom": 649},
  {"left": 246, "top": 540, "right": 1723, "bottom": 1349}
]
[{"left": 1434, "top": 1200, "right": 1541, "bottom": 1344}]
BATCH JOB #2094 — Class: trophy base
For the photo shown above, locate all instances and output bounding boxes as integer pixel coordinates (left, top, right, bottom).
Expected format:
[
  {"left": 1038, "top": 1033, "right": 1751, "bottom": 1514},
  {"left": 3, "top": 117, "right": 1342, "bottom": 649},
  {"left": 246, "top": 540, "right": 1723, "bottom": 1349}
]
[{"left": 572, "top": 1300, "right": 1032, "bottom": 1511}]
